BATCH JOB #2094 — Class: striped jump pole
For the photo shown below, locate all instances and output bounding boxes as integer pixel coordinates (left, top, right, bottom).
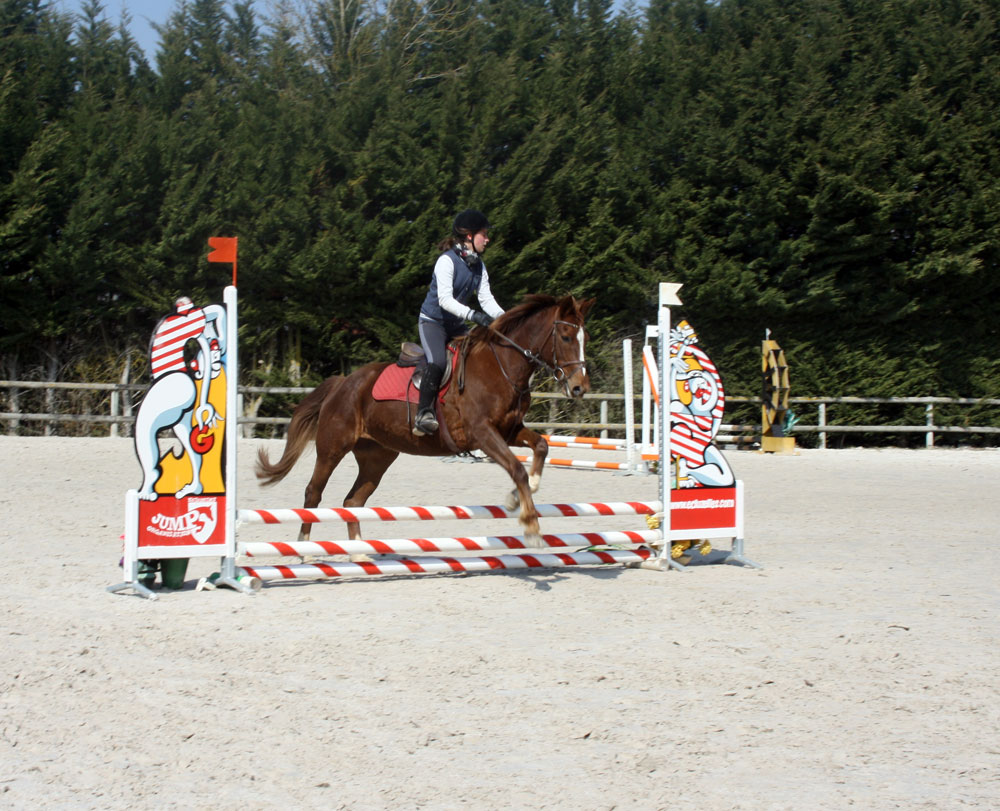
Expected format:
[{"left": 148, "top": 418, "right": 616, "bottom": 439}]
[
  {"left": 242, "top": 548, "right": 658, "bottom": 582},
  {"left": 238, "top": 500, "right": 660, "bottom": 525},
  {"left": 512, "top": 454, "right": 631, "bottom": 471},
  {"left": 543, "top": 440, "right": 628, "bottom": 452},
  {"left": 539, "top": 435, "right": 656, "bottom": 460},
  {"left": 513, "top": 454, "right": 661, "bottom": 472},
  {"left": 513, "top": 454, "right": 630, "bottom": 471},
  {"left": 542, "top": 434, "right": 629, "bottom": 448},
  {"left": 241, "top": 529, "right": 663, "bottom": 559},
  {"left": 236, "top": 500, "right": 669, "bottom": 583},
  {"left": 514, "top": 429, "right": 649, "bottom": 473}
]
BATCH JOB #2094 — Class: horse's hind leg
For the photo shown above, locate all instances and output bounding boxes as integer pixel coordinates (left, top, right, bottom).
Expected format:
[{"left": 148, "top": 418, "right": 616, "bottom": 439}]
[
  {"left": 505, "top": 427, "right": 548, "bottom": 511},
  {"left": 297, "top": 440, "right": 351, "bottom": 543},
  {"left": 342, "top": 442, "right": 399, "bottom": 561},
  {"left": 345, "top": 441, "right": 399, "bottom": 539}
]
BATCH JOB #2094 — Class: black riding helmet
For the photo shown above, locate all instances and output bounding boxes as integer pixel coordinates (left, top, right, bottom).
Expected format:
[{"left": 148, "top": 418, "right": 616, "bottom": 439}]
[{"left": 452, "top": 209, "right": 490, "bottom": 238}]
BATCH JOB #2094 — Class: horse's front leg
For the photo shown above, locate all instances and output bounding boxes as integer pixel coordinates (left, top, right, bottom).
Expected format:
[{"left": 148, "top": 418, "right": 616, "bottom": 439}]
[
  {"left": 477, "top": 427, "right": 541, "bottom": 542},
  {"left": 505, "top": 426, "right": 548, "bottom": 511}
]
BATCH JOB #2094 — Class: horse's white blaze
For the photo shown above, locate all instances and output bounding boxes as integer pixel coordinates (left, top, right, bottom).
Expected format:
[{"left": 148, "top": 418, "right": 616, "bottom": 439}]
[{"left": 577, "top": 326, "right": 586, "bottom": 375}]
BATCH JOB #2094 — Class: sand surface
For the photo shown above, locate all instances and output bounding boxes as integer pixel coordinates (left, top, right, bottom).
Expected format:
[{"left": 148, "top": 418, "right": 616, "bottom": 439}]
[{"left": 1, "top": 436, "right": 998, "bottom": 809}]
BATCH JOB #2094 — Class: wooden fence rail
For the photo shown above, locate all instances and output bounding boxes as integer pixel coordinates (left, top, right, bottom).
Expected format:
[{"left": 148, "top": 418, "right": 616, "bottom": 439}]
[{"left": 2, "top": 380, "right": 1000, "bottom": 447}]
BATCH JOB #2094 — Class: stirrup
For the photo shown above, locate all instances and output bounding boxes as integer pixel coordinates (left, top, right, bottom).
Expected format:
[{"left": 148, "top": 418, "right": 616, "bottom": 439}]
[{"left": 412, "top": 408, "right": 439, "bottom": 436}]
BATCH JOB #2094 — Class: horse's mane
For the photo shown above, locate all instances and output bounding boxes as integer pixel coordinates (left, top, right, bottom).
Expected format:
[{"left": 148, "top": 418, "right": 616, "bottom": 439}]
[{"left": 469, "top": 293, "right": 560, "bottom": 346}]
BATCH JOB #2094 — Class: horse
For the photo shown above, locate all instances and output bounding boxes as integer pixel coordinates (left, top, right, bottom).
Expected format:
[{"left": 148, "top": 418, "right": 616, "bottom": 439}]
[{"left": 255, "top": 293, "right": 594, "bottom": 546}]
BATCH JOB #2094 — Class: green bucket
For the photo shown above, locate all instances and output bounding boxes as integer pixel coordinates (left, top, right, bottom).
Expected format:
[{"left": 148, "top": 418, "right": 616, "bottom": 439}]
[{"left": 160, "top": 558, "right": 190, "bottom": 590}]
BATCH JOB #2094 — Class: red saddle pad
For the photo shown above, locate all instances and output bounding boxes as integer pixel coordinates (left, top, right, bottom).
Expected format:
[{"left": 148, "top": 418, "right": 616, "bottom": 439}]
[
  {"left": 372, "top": 364, "right": 420, "bottom": 403},
  {"left": 371, "top": 348, "right": 457, "bottom": 404}
]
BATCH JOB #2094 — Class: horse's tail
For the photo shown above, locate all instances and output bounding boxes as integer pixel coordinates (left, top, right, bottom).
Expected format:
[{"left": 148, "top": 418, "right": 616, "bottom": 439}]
[{"left": 255, "top": 375, "right": 343, "bottom": 486}]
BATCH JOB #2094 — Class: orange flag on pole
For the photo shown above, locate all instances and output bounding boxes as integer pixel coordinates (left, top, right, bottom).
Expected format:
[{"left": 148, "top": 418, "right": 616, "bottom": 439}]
[{"left": 207, "top": 236, "right": 238, "bottom": 285}]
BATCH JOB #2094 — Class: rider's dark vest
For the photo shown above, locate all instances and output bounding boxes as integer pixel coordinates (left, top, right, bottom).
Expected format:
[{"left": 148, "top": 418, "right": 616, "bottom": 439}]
[{"left": 420, "top": 249, "right": 482, "bottom": 332}]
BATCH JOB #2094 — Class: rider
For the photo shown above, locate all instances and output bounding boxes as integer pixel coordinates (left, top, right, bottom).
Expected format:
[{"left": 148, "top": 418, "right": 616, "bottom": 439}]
[{"left": 413, "top": 208, "right": 505, "bottom": 436}]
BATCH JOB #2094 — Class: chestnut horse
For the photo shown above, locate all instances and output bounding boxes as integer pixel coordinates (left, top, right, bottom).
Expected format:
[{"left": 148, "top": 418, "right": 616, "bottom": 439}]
[{"left": 255, "top": 294, "right": 594, "bottom": 545}]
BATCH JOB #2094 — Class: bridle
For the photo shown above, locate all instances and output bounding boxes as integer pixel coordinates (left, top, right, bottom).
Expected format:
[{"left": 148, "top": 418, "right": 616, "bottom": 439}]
[{"left": 486, "top": 315, "right": 587, "bottom": 396}]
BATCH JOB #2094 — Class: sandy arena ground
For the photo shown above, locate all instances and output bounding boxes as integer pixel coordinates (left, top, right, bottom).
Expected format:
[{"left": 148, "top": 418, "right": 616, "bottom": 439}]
[{"left": 1, "top": 436, "right": 998, "bottom": 809}]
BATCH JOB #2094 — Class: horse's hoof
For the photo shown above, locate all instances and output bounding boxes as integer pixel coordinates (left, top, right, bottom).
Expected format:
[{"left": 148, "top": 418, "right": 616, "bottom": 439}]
[
  {"left": 504, "top": 490, "right": 520, "bottom": 511},
  {"left": 523, "top": 532, "right": 543, "bottom": 548}
]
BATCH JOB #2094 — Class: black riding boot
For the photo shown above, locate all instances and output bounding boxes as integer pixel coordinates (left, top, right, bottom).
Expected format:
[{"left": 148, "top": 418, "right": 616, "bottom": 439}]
[{"left": 413, "top": 363, "right": 444, "bottom": 436}]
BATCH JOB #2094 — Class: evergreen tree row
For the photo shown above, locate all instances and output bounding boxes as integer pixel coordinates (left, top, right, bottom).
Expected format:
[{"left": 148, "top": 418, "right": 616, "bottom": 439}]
[{"left": 2, "top": 0, "right": 998, "bottom": 404}]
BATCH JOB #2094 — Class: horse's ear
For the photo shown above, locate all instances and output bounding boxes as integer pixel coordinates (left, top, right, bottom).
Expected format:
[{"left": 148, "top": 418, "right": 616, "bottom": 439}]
[{"left": 558, "top": 295, "right": 594, "bottom": 320}]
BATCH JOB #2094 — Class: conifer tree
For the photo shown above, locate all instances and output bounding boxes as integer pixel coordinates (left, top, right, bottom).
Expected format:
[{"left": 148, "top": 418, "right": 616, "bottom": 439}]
[{"left": 1, "top": 0, "right": 999, "bottom": 418}]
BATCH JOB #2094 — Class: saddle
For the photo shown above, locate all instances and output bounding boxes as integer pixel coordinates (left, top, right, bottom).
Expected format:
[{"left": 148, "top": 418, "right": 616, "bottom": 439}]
[
  {"left": 395, "top": 342, "right": 454, "bottom": 389},
  {"left": 371, "top": 341, "right": 462, "bottom": 403}
]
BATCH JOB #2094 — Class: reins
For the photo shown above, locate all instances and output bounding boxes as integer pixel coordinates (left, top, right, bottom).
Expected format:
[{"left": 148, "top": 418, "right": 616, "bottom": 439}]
[{"left": 481, "top": 315, "right": 584, "bottom": 395}]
